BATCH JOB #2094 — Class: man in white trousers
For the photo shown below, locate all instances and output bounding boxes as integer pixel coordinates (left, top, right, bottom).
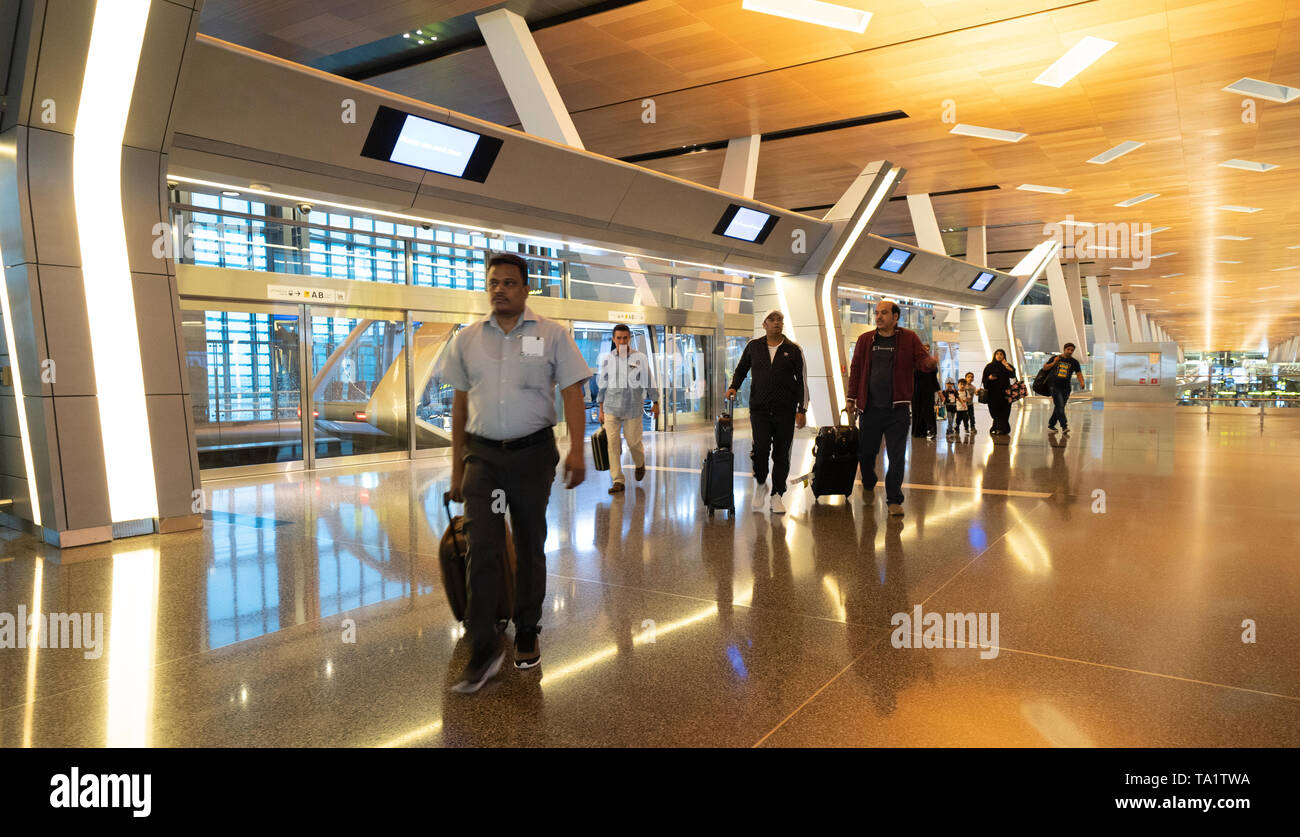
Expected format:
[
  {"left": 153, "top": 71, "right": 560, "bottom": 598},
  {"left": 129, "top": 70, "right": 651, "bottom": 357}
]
[{"left": 597, "top": 324, "right": 659, "bottom": 494}]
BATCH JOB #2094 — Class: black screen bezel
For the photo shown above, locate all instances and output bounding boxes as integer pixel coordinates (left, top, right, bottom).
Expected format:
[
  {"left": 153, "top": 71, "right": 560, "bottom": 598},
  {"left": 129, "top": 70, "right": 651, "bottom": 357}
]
[
  {"left": 875, "top": 247, "right": 915, "bottom": 274},
  {"left": 360, "top": 105, "right": 503, "bottom": 183},
  {"left": 712, "top": 204, "right": 779, "bottom": 244},
  {"left": 968, "top": 271, "right": 997, "bottom": 291}
]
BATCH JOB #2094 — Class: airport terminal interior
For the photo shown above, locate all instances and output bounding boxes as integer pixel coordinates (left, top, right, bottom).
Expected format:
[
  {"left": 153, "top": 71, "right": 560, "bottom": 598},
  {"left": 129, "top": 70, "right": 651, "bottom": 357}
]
[{"left": 1, "top": 0, "right": 1298, "bottom": 747}]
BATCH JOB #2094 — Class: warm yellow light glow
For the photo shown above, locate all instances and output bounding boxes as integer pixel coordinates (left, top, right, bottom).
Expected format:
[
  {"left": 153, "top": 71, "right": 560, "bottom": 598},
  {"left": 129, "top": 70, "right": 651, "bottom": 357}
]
[
  {"left": 0, "top": 246, "right": 41, "bottom": 527},
  {"left": 73, "top": 0, "right": 158, "bottom": 521},
  {"left": 22, "top": 558, "right": 43, "bottom": 747},
  {"left": 540, "top": 586, "right": 755, "bottom": 688},
  {"left": 106, "top": 547, "right": 160, "bottom": 747},
  {"left": 379, "top": 720, "right": 444, "bottom": 748}
]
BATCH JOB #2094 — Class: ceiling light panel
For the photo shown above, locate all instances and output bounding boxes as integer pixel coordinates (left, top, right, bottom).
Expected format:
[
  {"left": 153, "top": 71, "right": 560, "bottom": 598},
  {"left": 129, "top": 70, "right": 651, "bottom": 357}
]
[
  {"left": 1219, "top": 159, "right": 1279, "bottom": 172},
  {"left": 1034, "top": 36, "right": 1117, "bottom": 87},
  {"left": 1217, "top": 205, "right": 1261, "bottom": 213},
  {"left": 1115, "top": 192, "right": 1159, "bottom": 207},
  {"left": 950, "top": 124, "right": 1027, "bottom": 142},
  {"left": 1088, "top": 141, "right": 1143, "bottom": 164},
  {"left": 1222, "top": 77, "right": 1300, "bottom": 104},
  {"left": 1017, "top": 184, "right": 1071, "bottom": 194},
  {"left": 741, "top": 0, "right": 872, "bottom": 33},
  {"left": 1216, "top": 235, "right": 1252, "bottom": 240}
]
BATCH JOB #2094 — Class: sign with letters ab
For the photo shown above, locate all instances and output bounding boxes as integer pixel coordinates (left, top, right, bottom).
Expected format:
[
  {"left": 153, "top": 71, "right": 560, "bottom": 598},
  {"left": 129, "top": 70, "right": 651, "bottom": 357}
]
[{"left": 267, "top": 284, "right": 347, "bottom": 303}]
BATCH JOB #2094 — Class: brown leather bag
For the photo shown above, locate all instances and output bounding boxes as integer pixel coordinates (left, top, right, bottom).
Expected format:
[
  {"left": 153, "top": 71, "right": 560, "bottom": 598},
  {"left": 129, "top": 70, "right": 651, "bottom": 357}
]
[{"left": 439, "top": 492, "right": 516, "bottom": 624}]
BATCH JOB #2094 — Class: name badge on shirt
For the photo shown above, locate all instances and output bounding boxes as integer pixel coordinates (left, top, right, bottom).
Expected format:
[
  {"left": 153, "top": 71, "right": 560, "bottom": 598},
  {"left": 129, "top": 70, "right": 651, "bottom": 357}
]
[{"left": 521, "top": 336, "right": 544, "bottom": 357}]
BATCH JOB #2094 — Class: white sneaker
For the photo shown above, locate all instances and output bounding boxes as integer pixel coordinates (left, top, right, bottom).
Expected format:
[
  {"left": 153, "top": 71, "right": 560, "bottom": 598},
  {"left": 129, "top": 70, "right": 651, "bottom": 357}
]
[
  {"left": 770, "top": 493, "right": 786, "bottom": 514},
  {"left": 751, "top": 481, "right": 769, "bottom": 512}
]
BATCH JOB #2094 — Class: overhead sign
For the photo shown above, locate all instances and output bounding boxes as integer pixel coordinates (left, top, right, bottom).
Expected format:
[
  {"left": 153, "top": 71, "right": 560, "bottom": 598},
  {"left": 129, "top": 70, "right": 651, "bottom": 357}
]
[
  {"left": 608, "top": 310, "right": 646, "bottom": 324},
  {"left": 267, "top": 284, "right": 347, "bottom": 303}
]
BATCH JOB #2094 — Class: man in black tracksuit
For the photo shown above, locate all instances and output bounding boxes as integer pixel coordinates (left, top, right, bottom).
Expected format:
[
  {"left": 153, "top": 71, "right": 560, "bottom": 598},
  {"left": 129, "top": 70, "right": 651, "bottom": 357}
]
[{"left": 727, "top": 310, "right": 808, "bottom": 515}]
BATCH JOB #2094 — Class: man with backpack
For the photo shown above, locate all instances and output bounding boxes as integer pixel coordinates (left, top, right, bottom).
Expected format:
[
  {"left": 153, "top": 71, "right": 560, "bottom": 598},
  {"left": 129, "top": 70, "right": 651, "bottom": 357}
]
[{"left": 1045, "top": 343, "right": 1086, "bottom": 433}]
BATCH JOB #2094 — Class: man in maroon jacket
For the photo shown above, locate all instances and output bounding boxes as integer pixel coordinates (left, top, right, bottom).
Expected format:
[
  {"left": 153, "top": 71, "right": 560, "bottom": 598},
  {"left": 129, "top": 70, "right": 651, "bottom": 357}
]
[{"left": 844, "top": 300, "right": 939, "bottom": 516}]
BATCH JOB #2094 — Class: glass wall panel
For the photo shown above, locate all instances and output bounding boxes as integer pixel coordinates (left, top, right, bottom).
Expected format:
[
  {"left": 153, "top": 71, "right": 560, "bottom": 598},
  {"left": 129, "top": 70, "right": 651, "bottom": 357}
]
[
  {"left": 573, "top": 323, "right": 654, "bottom": 433},
  {"left": 184, "top": 308, "right": 303, "bottom": 469},
  {"left": 413, "top": 320, "right": 466, "bottom": 450},
  {"left": 310, "top": 314, "right": 408, "bottom": 459},
  {"left": 662, "top": 330, "right": 711, "bottom": 425},
  {"left": 675, "top": 278, "right": 715, "bottom": 312},
  {"left": 724, "top": 335, "right": 752, "bottom": 416}
]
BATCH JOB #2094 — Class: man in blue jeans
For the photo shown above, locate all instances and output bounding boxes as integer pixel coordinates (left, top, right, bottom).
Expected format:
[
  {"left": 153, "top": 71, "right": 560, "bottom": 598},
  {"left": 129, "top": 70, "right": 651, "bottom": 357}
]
[
  {"left": 1046, "top": 343, "right": 1085, "bottom": 433},
  {"left": 844, "top": 300, "right": 939, "bottom": 517}
]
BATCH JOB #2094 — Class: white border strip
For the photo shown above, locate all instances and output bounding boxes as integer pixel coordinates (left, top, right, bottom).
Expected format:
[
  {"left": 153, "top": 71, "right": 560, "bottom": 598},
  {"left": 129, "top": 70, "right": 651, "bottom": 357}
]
[{"left": 0, "top": 249, "right": 42, "bottom": 526}]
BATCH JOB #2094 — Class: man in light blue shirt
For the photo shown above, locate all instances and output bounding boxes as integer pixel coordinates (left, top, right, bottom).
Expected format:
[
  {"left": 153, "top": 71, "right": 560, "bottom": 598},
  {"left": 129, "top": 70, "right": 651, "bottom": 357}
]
[
  {"left": 597, "top": 324, "right": 659, "bottom": 493},
  {"left": 437, "top": 253, "right": 590, "bottom": 692}
]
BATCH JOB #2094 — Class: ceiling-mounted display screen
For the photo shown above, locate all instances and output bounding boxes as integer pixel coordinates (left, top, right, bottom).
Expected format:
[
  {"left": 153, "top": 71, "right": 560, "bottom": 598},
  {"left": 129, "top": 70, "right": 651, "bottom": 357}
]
[
  {"left": 969, "top": 271, "right": 996, "bottom": 292},
  {"left": 875, "top": 247, "right": 915, "bottom": 274},
  {"left": 361, "top": 105, "right": 503, "bottom": 182},
  {"left": 713, "top": 204, "right": 778, "bottom": 244}
]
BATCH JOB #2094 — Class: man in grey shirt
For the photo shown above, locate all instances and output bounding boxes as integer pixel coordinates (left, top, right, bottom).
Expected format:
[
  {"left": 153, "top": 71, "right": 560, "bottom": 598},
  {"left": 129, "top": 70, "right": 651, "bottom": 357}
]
[
  {"left": 439, "top": 253, "right": 591, "bottom": 692},
  {"left": 597, "top": 324, "right": 659, "bottom": 493}
]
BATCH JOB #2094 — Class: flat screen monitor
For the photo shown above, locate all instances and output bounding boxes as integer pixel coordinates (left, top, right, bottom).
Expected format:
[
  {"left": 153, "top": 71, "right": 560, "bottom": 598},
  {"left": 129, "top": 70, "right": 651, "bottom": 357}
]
[
  {"left": 361, "top": 106, "right": 503, "bottom": 182},
  {"left": 875, "top": 247, "right": 915, "bottom": 274},
  {"left": 968, "top": 271, "right": 996, "bottom": 292},
  {"left": 713, "top": 204, "right": 778, "bottom": 244}
]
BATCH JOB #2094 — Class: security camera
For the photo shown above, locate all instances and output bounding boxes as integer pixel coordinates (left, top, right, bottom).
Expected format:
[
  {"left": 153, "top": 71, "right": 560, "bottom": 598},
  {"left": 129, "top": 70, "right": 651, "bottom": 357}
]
[
  {"left": 166, "top": 180, "right": 179, "bottom": 190},
  {"left": 297, "top": 202, "right": 314, "bottom": 214},
  {"left": 420, "top": 222, "right": 432, "bottom": 230}
]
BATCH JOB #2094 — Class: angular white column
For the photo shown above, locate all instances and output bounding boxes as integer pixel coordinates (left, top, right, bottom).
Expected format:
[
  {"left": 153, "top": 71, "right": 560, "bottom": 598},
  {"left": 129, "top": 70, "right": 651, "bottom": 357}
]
[
  {"left": 1045, "top": 258, "right": 1084, "bottom": 355},
  {"left": 966, "top": 225, "right": 987, "bottom": 266},
  {"left": 1066, "top": 262, "right": 1087, "bottom": 357},
  {"left": 477, "top": 9, "right": 584, "bottom": 149},
  {"left": 1128, "top": 305, "right": 1143, "bottom": 343},
  {"left": 754, "top": 161, "right": 905, "bottom": 426},
  {"left": 1086, "top": 275, "right": 1113, "bottom": 345},
  {"left": 906, "top": 193, "right": 946, "bottom": 254},
  {"left": 1139, "top": 311, "right": 1153, "bottom": 341},
  {"left": 718, "top": 135, "right": 760, "bottom": 198},
  {"left": 1110, "top": 290, "right": 1131, "bottom": 341}
]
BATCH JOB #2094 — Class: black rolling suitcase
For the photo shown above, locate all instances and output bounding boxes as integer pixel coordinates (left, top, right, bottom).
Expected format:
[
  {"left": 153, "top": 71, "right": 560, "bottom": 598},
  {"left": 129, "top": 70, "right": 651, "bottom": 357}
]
[
  {"left": 810, "top": 409, "right": 859, "bottom": 500},
  {"left": 715, "top": 398, "right": 734, "bottom": 450},
  {"left": 700, "top": 448, "right": 734, "bottom": 517},
  {"left": 590, "top": 426, "right": 610, "bottom": 471}
]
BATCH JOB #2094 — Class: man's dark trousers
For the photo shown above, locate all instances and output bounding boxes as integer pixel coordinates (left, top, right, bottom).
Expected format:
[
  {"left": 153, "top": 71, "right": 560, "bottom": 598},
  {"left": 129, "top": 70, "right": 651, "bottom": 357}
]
[
  {"left": 751, "top": 407, "right": 796, "bottom": 494},
  {"left": 461, "top": 434, "right": 560, "bottom": 655},
  {"left": 1048, "top": 387, "right": 1070, "bottom": 429},
  {"left": 859, "top": 404, "right": 911, "bottom": 505}
]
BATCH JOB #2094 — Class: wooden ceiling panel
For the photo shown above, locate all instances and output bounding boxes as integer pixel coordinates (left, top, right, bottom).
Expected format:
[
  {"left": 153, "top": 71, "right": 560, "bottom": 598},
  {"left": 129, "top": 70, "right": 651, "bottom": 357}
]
[{"left": 199, "top": 0, "right": 1300, "bottom": 345}]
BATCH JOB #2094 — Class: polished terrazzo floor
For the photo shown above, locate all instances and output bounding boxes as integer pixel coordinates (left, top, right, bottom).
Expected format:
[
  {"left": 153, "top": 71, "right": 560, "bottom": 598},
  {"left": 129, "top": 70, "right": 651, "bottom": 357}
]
[{"left": 1, "top": 400, "right": 1298, "bottom": 747}]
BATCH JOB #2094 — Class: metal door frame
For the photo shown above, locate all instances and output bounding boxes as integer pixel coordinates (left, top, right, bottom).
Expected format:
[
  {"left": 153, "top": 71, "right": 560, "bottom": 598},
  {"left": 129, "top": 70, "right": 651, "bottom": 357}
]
[
  {"left": 303, "top": 303, "right": 412, "bottom": 470},
  {"left": 184, "top": 300, "right": 310, "bottom": 480}
]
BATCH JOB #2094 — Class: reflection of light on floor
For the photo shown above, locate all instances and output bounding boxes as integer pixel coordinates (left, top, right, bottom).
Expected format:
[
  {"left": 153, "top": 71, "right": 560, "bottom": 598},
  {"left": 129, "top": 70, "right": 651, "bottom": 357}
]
[
  {"left": 1005, "top": 504, "right": 1051, "bottom": 574},
  {"left": 22, "top": 558, "right": 43, "bottom": 748},
  {"left": 378, "top": 720, "right": 444, "bottom": 748},
  {"left": 821, "top": 576, "right": 847, "bottom": 622},
  {"left": 106, "top": 547, "right": 161, "bottom": 747},
  {"left": 542, "top": 585, "right": 755, "bottom": 686},
  {"left": 1020, "top": 700, "right": 1095, "bottom": 747}
]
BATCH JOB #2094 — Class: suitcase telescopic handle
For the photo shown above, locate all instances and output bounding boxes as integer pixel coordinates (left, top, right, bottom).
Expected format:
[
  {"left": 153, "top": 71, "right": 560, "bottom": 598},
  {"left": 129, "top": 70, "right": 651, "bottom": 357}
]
[{"left": 443, "top": 491, "right": 457, "bottom": 525}]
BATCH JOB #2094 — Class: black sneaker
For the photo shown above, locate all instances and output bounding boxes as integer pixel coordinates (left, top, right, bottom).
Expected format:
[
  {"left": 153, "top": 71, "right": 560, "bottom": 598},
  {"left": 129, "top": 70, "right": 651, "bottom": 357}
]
[
  {"left": 452, "top": 643, "right": 505, "bottom": 694},
  {"left": 514, "top": 627, "right": 541, "bottom": 670}
]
